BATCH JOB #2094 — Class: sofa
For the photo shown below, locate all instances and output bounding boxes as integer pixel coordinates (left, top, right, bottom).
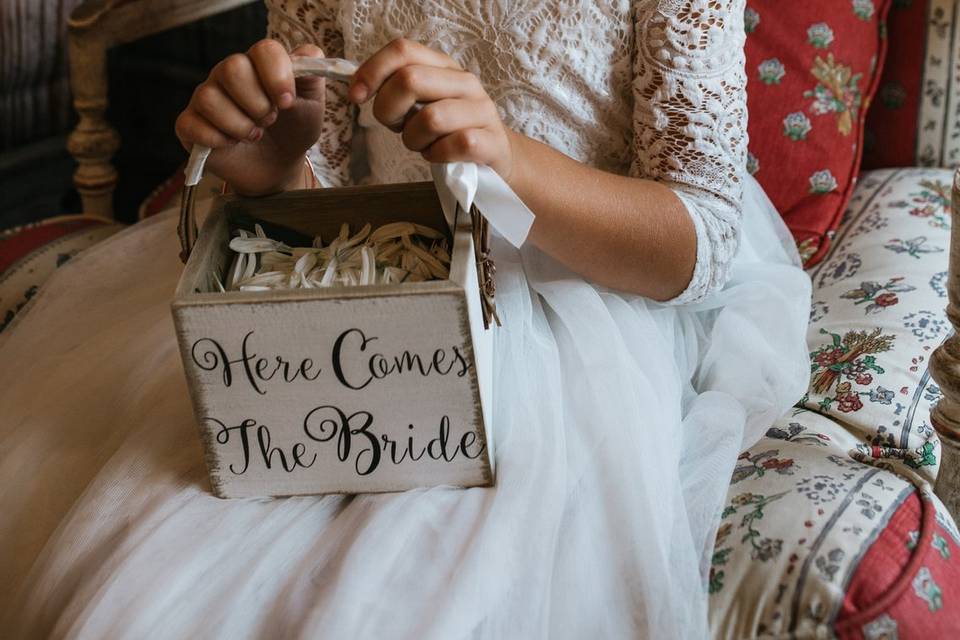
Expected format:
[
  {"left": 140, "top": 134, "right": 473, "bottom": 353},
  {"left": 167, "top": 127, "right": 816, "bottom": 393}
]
[{"left": 2, "top": 1, "right": 959, "bottom": 638}]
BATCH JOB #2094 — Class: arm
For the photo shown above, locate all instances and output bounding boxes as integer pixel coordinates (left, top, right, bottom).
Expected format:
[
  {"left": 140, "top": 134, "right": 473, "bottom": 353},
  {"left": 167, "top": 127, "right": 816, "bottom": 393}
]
[
  {"left": 348, "top": 1, "right": 747, "bottom": 301},
  {"left": 505, "top": 133, "right": 697, "bottom": 302},
  {"left": 265, "top": 0, "right": 355, "bottom": 187},
  {"left": 174, "top": 1, "right": 354, "bottom": 196}
]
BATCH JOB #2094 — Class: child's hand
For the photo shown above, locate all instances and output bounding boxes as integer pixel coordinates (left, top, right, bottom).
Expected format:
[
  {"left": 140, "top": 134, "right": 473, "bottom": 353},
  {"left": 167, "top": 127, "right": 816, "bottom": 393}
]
[
  {"left": 175, "top": 40, "right": 326, "bottom": 196},
  {"left": 350, "top": 39, "right": 515, "bottom": 180}
]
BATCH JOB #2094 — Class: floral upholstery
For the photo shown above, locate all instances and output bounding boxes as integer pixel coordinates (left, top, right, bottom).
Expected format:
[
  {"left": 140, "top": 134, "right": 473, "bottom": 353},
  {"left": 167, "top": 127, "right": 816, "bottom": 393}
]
[
  {"left": 743, "top": 0, "right": 892, "bottom": 266},
  {"left": 710, "top": 168, "right": 960, "bottom": 638},
  {"left": 802, "top": 169, "right": 951, "bottom": 487},
  {"left": 863, "top": 0, "right": 960, "bottom": 170},
  {"left": 861, "top": 0, "right": 929, "bottom": 170},
  {"left": 709, "top": 412, "right": 958, "bottom": 638}
]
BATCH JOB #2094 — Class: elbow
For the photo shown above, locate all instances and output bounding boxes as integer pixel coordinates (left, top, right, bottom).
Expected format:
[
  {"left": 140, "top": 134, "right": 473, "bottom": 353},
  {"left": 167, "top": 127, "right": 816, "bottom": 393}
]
[{"left": 657, "top": 188, "right": 741, "bottom": 305}]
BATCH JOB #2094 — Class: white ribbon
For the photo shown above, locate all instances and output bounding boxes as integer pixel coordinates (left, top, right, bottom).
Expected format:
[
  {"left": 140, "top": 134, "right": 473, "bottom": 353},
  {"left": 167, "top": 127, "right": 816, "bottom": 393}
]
[
  {"left": 431, "top": 162, "right": 535, "bottom": 248},
  {"left": 184, "top": 145, "right": 211, "bottom": 187},
  {"left": 184, "top": 56, "right": 535, "bottom": 247}
]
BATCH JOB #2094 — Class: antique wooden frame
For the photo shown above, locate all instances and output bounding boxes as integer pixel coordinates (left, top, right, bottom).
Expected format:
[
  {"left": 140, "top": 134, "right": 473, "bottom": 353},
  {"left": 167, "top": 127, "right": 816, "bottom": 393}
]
[
  {"left": 66, "top": 0, "right": 256, "bottom": 218},
  {"left": 929, "top": 169, "right": 960, "bottom": 521}
]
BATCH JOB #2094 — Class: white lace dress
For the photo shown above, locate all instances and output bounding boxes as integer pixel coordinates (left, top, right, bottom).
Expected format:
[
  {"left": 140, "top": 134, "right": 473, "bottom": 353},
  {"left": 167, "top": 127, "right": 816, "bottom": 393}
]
[
  {"left": 0, "top": 2, "right": 811, "bottom": 638},
  {"left": 270, "top": 0, "right": 750, "bottom": 303}
]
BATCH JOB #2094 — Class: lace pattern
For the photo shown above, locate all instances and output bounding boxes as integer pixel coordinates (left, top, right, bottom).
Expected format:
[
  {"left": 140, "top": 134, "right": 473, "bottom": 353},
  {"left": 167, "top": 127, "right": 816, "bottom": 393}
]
[
  {"left": 266, "top": 0, "right": 355, "bottom": 187},
  {"left": 264, "top": 0, "right": 748, "bottom": 302},
  {"left": 631, "top": 0, "right": 747, "bottom": 303}
]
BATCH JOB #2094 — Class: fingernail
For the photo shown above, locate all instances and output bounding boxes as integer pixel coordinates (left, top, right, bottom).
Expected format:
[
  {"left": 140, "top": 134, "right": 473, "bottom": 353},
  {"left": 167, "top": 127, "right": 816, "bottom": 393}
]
[
  {"left": 350, "top": 82, "right": 369, "bottom": 103},
  {"left": 248, "top": 127, "right": 263, "bottom": 142},
  {"left": 260, "top": 110, "right": 278, "bottom": 127},
  {"left": 278, "top": 92, "right": 294, "bottom": 109}
]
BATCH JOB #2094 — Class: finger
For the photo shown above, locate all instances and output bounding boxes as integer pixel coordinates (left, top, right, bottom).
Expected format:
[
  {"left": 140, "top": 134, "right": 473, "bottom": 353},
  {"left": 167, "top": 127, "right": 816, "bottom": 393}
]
[
  {"left": 191, "top": 83, "right": 263, "bottom": 142},
  {"left": 214, "top": 54, "right": 276, "bottom": 127},
  {"left": 291, "top": 43, "right": 327, "bottom": 102},
  {"left": 420, "top": 128, "right": 500, "bottom": 166},
  {"left": 175, "top": 109, "right": 238, "bottom": 151},
  {"left": 400, "top": 99, "right": 495, "bottom": 152},
  {"left": 373, "top": 67, "right": 485, "bottom": 130},
  {"left": 350, "top": 38, "right": 460, "bottom": 103},
  {"left": 247, "top": 38, "right": 295, "bottom": 109}
]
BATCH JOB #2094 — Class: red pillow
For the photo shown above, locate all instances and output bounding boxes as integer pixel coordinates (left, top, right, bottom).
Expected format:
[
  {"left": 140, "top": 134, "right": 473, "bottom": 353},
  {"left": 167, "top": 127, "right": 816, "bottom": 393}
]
[
  {"left": 862, "top": 0, "right": 929, "bottom": 170},
  {"left": 744, "top": 0, "right": 892, "bottom": 266}
]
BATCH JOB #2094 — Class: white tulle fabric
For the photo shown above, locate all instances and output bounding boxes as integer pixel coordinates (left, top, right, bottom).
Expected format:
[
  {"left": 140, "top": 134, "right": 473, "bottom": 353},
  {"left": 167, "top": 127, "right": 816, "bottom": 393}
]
[
  {"left": 0, "top": 1, "right": 812, "bottom": 639},
  {"left": 0, "top": 179, "right": 809, "bottom": 639}
]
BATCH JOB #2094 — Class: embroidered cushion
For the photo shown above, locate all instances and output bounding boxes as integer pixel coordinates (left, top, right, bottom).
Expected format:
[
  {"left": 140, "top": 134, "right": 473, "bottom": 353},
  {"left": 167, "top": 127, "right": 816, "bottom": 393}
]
[
  {"left": 709, "top": 411, "right": 960, "bottom": 638},
  {"left": 710, "top": 167, "right": 960, "bottom": 638},
  {"left": 744, "top": 0, "right": 892, "bottom": 266},
  {"left": 835, "top": 489, "right": 960, "bottom": 639},
  {"left": 0, "top": 216, "right": 124, "bottom": 333},
  {"left": 800, "top": 167, "right": 952, "bottom": 488}
]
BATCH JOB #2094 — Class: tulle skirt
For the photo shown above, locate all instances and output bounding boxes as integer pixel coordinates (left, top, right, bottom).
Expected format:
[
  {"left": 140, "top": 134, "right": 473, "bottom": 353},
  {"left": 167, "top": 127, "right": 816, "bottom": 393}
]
[{"left": 0, "top": 174, "right": 810, "bottom": 639}]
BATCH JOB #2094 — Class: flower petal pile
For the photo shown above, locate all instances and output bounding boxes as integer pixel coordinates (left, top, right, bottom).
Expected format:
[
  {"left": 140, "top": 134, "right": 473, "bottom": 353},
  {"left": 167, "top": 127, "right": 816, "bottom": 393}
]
[{"left": 216, "top": 222, "right": 450, "bottom": 292}]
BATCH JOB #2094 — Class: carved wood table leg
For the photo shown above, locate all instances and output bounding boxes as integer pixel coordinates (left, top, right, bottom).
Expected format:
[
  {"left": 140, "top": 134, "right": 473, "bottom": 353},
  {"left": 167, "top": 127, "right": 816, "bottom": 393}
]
[
  {"left": 930, "top": 168, "right": 960, "bottom": 522},
  {"left": 66, "top": 29, "right": 120, "bottom": 219}
]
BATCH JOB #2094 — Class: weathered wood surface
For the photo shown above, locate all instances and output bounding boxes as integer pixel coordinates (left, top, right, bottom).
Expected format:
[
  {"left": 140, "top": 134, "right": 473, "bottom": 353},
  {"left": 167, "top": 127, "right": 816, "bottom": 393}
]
[
  {"left": 66, "top": 0, "right": 256, "bottom": 218},
  {"left": 930, "top": 168, "right": 960, "bottom": 522},
  {"left": 172, "top": 183, "right": 494, "bottom": 497}
]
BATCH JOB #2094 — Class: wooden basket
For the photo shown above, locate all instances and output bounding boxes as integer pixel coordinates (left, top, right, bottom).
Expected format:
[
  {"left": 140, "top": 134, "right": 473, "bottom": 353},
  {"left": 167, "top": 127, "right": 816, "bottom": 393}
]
[{"left": 171, "top": 182, "right": 495, "bottom": 498}]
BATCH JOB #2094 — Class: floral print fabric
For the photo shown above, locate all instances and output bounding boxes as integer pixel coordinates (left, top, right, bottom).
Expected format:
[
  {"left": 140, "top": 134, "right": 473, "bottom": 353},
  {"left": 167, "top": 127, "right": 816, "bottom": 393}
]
[
  {"left": 861, "top": 0, "right": 928, "bottom": 170},
  {"left": 743, "top": 0, "right": 892, "bottom": 266},
  {"left": 710, "top": 168, "right": 959, "bottom": 638},
  {"left": 802, "top": 168, "right": 951, "bottom": 487},
  {"left": 863, "top": 0, "right": 960, "bottom": 171},
  {"left": 836, "top": 490, "right": 960, "bottom": 639}
]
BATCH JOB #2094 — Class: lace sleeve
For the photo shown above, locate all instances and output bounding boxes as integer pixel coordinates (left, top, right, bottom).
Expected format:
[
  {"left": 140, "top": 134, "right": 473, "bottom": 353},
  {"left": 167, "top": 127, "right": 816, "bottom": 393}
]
[
  {"left": 265, "top": 0, "right": 354, "bottom": 187},
  {"left": 631, "top": 0, "right": 748, "bottom": 304}
]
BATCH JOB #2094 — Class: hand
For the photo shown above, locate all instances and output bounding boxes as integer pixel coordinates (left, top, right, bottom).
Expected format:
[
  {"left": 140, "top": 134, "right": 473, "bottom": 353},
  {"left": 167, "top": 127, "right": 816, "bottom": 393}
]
[
  {"left": 349, "top": 39, "right": 516, "bottom": 180},
  {"left": 175, "top": 39, "right": 326, "bottom": 196}
]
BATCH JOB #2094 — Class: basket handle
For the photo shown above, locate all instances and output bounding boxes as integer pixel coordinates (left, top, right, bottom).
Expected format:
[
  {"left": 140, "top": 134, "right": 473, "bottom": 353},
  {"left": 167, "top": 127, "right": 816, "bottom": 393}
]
[{"left": 177, "top": 57, "right": 360, "bottom": 264}]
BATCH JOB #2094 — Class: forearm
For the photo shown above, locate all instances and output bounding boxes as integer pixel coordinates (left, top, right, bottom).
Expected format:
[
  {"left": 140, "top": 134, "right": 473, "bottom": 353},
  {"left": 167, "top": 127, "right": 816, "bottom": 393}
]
[
  {"left": 226, "top": 145, "right": 308, "bottom": 196},
  {"left": 505, "top": 131, "right": 697, "bottom": 301},
  {"left": 342, "top": 38, "right": 702, "bottom": 301}
]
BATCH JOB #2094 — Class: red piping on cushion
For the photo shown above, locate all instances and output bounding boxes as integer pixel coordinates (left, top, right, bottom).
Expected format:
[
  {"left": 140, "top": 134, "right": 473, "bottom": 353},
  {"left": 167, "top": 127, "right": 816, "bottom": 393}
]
[
  {"left": 0, "top": 217, "right": 110, "bottom": 274},
  {"left": 833, "top": 487, "right": 935, "bottom": 635}
]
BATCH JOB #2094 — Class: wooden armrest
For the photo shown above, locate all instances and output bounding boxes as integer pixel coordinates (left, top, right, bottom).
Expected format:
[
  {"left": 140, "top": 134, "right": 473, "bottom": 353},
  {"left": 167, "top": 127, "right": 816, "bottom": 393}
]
[
  {"left": 66, "top": 0, "right": 258, "bottom": 218},
  {"left": 930, "top": 168, "right": 960, "bottom": 522}
]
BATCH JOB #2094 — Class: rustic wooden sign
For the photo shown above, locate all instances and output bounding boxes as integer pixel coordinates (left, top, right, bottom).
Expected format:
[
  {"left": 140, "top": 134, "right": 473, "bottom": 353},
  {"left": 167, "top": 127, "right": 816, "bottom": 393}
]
[{"left": 171, "top": 182, "right": 494, "bottom": 497}]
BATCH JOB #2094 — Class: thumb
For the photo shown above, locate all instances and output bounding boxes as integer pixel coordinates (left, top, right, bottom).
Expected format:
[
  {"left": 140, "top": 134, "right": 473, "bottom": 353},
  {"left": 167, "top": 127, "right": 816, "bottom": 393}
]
[{"left": 291, "top": 44, "right": 327, "bottom": 101}]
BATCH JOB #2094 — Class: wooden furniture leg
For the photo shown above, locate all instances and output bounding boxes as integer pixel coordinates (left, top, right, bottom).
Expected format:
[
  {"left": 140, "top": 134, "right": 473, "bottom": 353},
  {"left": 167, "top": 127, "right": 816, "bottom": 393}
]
[
  {"left": 930, "top": 168, "right": 960, "bottom": 521},
  {"left": 66, "top": 0, "right": 257, "bottom": 219},
  {"left": 67, "top": 27, "right": 120, "bottom": 218}
]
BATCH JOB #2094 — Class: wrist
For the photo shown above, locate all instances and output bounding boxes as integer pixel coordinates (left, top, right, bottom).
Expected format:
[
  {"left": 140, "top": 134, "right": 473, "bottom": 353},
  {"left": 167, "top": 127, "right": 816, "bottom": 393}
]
[
  {"left": 502, "top": 129, "right": 529, "bottom": 191},
  {"left": 227, "top": 153, "right": 311, "bottom": 197}
]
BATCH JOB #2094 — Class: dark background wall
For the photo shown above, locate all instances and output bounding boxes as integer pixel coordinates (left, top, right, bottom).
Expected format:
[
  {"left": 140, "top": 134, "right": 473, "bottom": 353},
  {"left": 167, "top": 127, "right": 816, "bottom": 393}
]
[{"left": 0, "top": 2, "right": 267, "bottom": 230}]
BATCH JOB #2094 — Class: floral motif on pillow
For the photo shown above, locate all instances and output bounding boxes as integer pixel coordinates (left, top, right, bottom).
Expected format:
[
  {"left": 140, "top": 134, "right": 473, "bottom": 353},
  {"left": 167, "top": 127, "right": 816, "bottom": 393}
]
[
  {"left": 744, "top": 0, "right": 893, "bottom": 266},
  {"left": 862, "top": 0, "right": 960, "bottom": 170},
  {"left": 861, "top": 0, "right": 929, "bottom": 169}
]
